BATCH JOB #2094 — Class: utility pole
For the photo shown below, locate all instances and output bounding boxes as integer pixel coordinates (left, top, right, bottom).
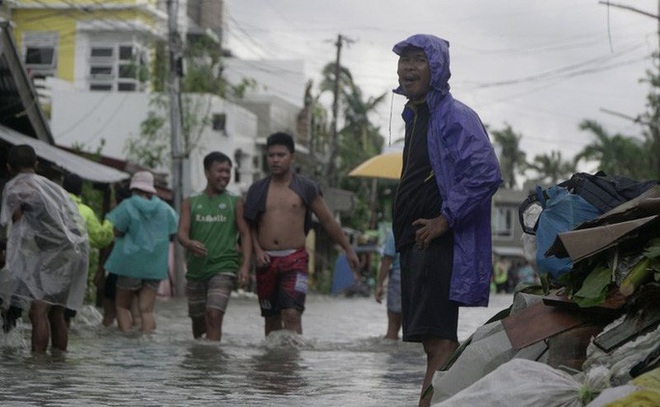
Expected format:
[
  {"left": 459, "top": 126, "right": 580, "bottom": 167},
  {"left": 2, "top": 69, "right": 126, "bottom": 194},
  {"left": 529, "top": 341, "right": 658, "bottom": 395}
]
[
  {"left": 327, "top": 34, "right": 353, "bottom": 187},
  {"left": 167, "top": 0, "right": 186, "bottom": 297},
  {"left": 598, "top": 1, "right": 660, "bottom": 50}
]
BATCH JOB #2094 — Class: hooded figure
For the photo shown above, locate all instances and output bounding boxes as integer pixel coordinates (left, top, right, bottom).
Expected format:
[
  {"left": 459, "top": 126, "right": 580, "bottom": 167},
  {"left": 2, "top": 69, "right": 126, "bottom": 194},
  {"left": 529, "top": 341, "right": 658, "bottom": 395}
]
[
  {"left": 0, "top": 173, "right": 89, "bottom": 311},
  {"left": 393, "top": 34, "right": 502, "bottom": 307},
  {"left": 103, "top": 174, "right": 178, "bottom": 281}
]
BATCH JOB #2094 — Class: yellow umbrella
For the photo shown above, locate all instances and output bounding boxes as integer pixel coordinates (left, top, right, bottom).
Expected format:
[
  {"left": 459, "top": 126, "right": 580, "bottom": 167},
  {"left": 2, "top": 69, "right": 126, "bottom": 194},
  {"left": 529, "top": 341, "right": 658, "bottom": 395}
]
[{"left": 348, "top": 151, "right": 402, "bottom": 180}]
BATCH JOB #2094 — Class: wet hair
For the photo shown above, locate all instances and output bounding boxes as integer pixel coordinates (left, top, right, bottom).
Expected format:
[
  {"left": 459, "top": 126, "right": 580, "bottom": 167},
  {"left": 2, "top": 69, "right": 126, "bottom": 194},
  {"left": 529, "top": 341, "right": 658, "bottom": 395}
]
[
  {"left": 62, "top": 173, "right": 83, "bottom": 196},
  {"left": 7, "top": 144, "right": 37, "bottom": 171},
  {"left": 203, "top": 151, "right": 232, "bottom": 171},
  {"left": 266, "top": 132, "right": 295, "bottom": 153},
  {"left": 401, "top": 44, "right": 425, "bottom": 54}
]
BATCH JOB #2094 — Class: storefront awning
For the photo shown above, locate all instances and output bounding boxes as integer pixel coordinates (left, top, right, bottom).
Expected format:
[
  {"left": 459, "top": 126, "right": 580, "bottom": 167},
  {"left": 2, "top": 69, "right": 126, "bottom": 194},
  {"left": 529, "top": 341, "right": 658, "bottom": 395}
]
[{"left": 0, "top": 124, "right": 130, "bottom": 183}]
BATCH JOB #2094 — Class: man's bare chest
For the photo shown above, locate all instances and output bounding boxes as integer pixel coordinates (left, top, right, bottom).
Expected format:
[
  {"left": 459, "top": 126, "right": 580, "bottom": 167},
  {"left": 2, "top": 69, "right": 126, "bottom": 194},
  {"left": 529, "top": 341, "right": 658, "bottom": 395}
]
[{"left": 265, "top": 186, "right": 305, "bottom": 213}]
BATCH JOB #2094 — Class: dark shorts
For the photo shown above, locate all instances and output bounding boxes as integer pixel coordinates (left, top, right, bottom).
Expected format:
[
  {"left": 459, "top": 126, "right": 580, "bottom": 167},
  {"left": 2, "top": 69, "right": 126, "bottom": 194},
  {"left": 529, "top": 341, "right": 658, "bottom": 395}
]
[
  {"left": 104, "top": 272, "right": 118, "bottom": 300},
  {"left": 399, "top": 232, "right": 458, "bottom": 343},
  {"left": 115, "top": 276, "right": 161, "bottom": 291},
  {"left": 256, "top": 248, "right": 309, "bottom": 318}
]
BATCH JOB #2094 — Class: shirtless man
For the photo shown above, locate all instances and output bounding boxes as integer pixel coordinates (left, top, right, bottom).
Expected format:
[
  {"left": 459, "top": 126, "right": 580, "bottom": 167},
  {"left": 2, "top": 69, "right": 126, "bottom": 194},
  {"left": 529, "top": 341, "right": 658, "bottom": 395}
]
[{"left": 244, "top": 132, "right": 360, "bottom": 336}]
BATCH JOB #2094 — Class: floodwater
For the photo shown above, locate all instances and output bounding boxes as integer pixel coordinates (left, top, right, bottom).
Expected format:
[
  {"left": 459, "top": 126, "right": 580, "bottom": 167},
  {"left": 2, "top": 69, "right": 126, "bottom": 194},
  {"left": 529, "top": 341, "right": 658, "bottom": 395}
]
[{"left": 0, "top": 292, "right": 513, "bottom": 406}]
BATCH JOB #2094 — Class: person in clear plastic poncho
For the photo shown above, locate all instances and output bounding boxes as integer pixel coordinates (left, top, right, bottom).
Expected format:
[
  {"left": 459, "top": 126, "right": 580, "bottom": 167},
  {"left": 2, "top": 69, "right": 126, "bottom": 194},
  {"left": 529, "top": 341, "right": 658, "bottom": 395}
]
[{"left": 0, "top": 144, "right": 89, "bottom": 353}]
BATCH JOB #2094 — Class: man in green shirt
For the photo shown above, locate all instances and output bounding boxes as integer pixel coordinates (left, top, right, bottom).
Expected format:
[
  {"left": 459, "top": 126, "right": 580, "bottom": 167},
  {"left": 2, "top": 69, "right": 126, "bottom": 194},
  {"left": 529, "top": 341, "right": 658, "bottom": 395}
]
[{"left": 177, "top": 151, "right": 252, "bottom": 341}]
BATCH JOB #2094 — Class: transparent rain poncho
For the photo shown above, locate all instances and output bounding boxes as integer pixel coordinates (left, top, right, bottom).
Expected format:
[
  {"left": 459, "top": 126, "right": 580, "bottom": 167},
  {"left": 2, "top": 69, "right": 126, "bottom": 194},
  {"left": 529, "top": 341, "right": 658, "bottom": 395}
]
[{"left": 0, "top": 173, "right": 89, "bottom": 310}]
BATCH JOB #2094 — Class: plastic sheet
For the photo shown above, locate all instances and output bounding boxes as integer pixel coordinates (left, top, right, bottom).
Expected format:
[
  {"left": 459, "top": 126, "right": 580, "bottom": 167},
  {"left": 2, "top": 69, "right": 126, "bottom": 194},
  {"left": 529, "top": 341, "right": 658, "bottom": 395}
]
[
  {"left": 433, "top": 359, "right": 583, "bottom": 406},
  {"left": 0, "top": 173, "right": 89, "bottom": 310},
  {"left": 535, "top": 186, "right": 601, "bottom": 278},
  {"left": 584, "top": 325, "right": 660, "bottom": 386}
]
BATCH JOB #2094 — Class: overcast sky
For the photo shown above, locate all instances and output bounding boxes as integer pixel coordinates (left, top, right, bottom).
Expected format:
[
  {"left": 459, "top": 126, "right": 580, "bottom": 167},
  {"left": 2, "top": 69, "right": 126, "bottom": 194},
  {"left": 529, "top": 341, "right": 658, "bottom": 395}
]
[{"left": 224, "top": 0, "right": 658, "bottom": 164}]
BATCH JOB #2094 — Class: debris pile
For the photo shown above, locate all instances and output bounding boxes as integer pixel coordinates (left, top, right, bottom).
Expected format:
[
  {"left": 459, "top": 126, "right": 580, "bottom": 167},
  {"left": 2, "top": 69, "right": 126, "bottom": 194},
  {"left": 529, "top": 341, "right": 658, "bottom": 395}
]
[{"left": 432, "top": 184, "right": 660, "bottom": 406}]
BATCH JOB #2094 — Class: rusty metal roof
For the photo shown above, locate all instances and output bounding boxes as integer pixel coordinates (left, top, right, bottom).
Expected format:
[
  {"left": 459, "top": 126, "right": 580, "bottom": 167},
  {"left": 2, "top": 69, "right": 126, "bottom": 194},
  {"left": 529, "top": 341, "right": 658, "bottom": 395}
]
[{"left": 0, "top": 124, "right": 129, "bottom": 183}]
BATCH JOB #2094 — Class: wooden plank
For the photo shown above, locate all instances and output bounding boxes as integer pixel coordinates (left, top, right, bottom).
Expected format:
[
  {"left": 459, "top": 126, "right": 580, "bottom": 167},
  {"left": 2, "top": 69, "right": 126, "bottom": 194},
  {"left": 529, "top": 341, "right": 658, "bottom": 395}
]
[
  {"left": 542, "top": 289, "right": 627, "bottom": 313},
  {"left": 502, "top": 301, "right": 587, "bottom": 350}
]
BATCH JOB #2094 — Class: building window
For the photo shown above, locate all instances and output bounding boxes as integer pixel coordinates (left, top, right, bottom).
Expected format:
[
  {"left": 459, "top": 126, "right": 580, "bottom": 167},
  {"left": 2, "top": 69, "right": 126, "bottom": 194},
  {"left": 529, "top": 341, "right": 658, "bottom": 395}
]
[
  {"left": 252, "top": 156, "right": 259, "bottom": 171},
  {"left": 492, "top": 206, "right": 514, "bottom": 239},
  {"left": 88, "top": 42, "right": 149, "bottom": 92},
  {"left": 233, "top": 149, "right": 243, "bottom": 183},
  {"left": 23, "top": 32, "right": 58, "bottom": 78},
  {"left": 90, "top": 83, "right": 113, "bottom": 91},
  {"left": 90, "top": 47, "right": 113, "bottom": 58},
  {"left": 212, "top": 113, "right": 227, "bottom": 132}
]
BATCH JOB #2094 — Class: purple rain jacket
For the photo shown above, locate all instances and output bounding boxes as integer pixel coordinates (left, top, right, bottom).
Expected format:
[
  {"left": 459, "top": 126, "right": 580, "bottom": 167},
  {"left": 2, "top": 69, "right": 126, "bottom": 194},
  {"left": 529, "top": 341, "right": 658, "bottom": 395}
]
[{"left": 393, "top": 34, "right": 503, "bottom": 306}]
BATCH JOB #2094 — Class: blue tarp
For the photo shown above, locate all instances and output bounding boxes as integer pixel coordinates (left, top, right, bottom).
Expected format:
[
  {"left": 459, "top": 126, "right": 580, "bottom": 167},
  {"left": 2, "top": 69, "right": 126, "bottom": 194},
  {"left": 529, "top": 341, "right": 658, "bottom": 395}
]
[{"left": 331, "top": 254, "right": 354, "bottom": 295}]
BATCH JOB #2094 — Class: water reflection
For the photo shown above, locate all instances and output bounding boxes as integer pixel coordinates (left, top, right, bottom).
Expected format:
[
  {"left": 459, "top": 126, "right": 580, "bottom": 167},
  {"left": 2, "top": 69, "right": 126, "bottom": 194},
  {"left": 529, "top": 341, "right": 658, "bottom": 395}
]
[
  {"left": 250, "top": 336, "right": 307, "bottom": 396},
  {"left": 180, "top": 342, "right": 229, "bottom": 373}
]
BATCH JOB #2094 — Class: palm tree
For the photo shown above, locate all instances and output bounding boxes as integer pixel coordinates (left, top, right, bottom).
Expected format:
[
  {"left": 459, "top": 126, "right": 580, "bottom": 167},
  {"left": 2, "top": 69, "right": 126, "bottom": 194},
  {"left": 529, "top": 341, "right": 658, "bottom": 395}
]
[
  {"left": 319, "top": 62, "right": 357, "bottom": 187},
  {"left": 339, "top": 84, "right": 387, "bottom": 230},
  {"left": 490, "top": 124, "right": 526, "bottom": 189},
  {"left": 319, "top": 62, "right": 354, "bottom": 95},
  {"left": 575, "top": 120, "right": 647, "bottom": 179},
  {"left": 339, "top": 83, "right": 387, "bottom": 176},
  {"left": 526, "top": 150, "right": 576, "bottom": 185},
  {"left": 310, "top": 63, "right": 389, "bottom": 230}
]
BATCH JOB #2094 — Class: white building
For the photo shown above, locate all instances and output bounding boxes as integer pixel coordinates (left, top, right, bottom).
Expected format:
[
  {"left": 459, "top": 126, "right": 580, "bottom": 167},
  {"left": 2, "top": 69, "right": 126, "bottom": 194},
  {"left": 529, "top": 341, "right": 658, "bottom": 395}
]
[{"left": 50, "top": 88, "right": 259, "bottom": 196}]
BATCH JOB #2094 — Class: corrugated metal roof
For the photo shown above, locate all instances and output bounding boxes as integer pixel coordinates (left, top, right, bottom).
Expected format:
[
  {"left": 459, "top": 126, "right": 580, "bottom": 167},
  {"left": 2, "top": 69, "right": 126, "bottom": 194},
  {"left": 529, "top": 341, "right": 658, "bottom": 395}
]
[
  {"left": 0, "top": 124, "right": 130, "bottom": 183},
  {"left": 0, "top": 21, "right": 53, "bottom": 143}
]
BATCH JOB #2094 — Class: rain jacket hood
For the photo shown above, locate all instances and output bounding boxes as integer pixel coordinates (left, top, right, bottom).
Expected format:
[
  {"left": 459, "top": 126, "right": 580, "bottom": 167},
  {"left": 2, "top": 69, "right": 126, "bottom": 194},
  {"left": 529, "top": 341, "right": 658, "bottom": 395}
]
[
  {"left": 393, "top": 34, "right": 451, "bottom": 97},
  {"left": 127, "top": 194, "right": 163, "bottom": 218},
  {"left": 393, "top": 34, "right": 503, "bottom": 307}
]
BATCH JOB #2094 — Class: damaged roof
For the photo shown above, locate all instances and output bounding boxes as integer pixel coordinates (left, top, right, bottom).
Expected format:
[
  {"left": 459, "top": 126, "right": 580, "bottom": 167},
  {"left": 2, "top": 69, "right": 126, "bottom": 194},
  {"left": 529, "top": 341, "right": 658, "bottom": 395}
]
[
  {"left": 0, "top": 20, "right": 129, "bottom": 183},
  {"left": 0, "top": 123, "right": 129, "bottom": 183}
]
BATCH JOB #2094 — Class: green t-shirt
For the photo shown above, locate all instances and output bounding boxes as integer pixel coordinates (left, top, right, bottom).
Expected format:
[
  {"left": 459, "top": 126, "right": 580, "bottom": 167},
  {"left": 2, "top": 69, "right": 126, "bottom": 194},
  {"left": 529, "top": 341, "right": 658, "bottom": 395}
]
[{"left": 185, "top": 191, "right": 241, "bottom": 281}]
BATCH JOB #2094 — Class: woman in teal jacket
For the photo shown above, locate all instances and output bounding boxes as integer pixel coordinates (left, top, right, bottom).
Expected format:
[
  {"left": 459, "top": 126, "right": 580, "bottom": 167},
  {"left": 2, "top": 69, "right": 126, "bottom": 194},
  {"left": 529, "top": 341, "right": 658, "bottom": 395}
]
[{"left": 104, "top": 171, "right": 178, "bottom": 333}]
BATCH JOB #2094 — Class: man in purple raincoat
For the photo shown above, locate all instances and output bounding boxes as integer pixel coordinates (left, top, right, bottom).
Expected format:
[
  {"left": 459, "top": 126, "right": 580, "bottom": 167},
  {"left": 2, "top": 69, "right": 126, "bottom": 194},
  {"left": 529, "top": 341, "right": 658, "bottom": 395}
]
[{"left": 392, "top": 34, "right": 502, "bottom": 406}]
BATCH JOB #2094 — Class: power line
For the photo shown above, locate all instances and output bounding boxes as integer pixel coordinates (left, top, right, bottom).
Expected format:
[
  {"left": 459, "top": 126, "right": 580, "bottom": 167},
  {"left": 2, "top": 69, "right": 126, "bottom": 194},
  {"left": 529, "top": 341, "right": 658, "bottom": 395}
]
[{"left": 463, "top": 44, "right": 648, "bottom": 90}]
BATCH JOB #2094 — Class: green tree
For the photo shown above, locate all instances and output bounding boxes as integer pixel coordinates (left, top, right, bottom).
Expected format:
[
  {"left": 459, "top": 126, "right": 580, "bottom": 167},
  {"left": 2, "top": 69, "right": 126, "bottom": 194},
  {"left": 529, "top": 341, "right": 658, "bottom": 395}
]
[
  {"left": 338, "top": 83, "right": 387, "bottom": 178},
  {"left": 526, "top": 150, "right": 576, "bottom": 185},
  {"left": 338, "top": 83, "right": 387, "bottom": 230},
  {"left": 575, "top": 119, "right": 647, "bottom": 179},
  {"left": 125, "top": 33, "right": 255, "bottom": 169},
  {"left": 182, "top": 35, "right": 225, "bottom": 95},
  {"left": 491, "top": 124, "right": 526, "bottom": 189},
  {"left": 69, "top": 141, "right": 111, "bottom": 305},
  {"left": 319, "top": 62, "right": 357, "bottom": 187},
  {"left": 306, "top": 63, "right": 388, "bottom": 231},
  {"left": 299, "top": 80, "right": 331, "bottom": 179},
  {"left": 124, "top": 96, "right": 169, "bottom": 169}
]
